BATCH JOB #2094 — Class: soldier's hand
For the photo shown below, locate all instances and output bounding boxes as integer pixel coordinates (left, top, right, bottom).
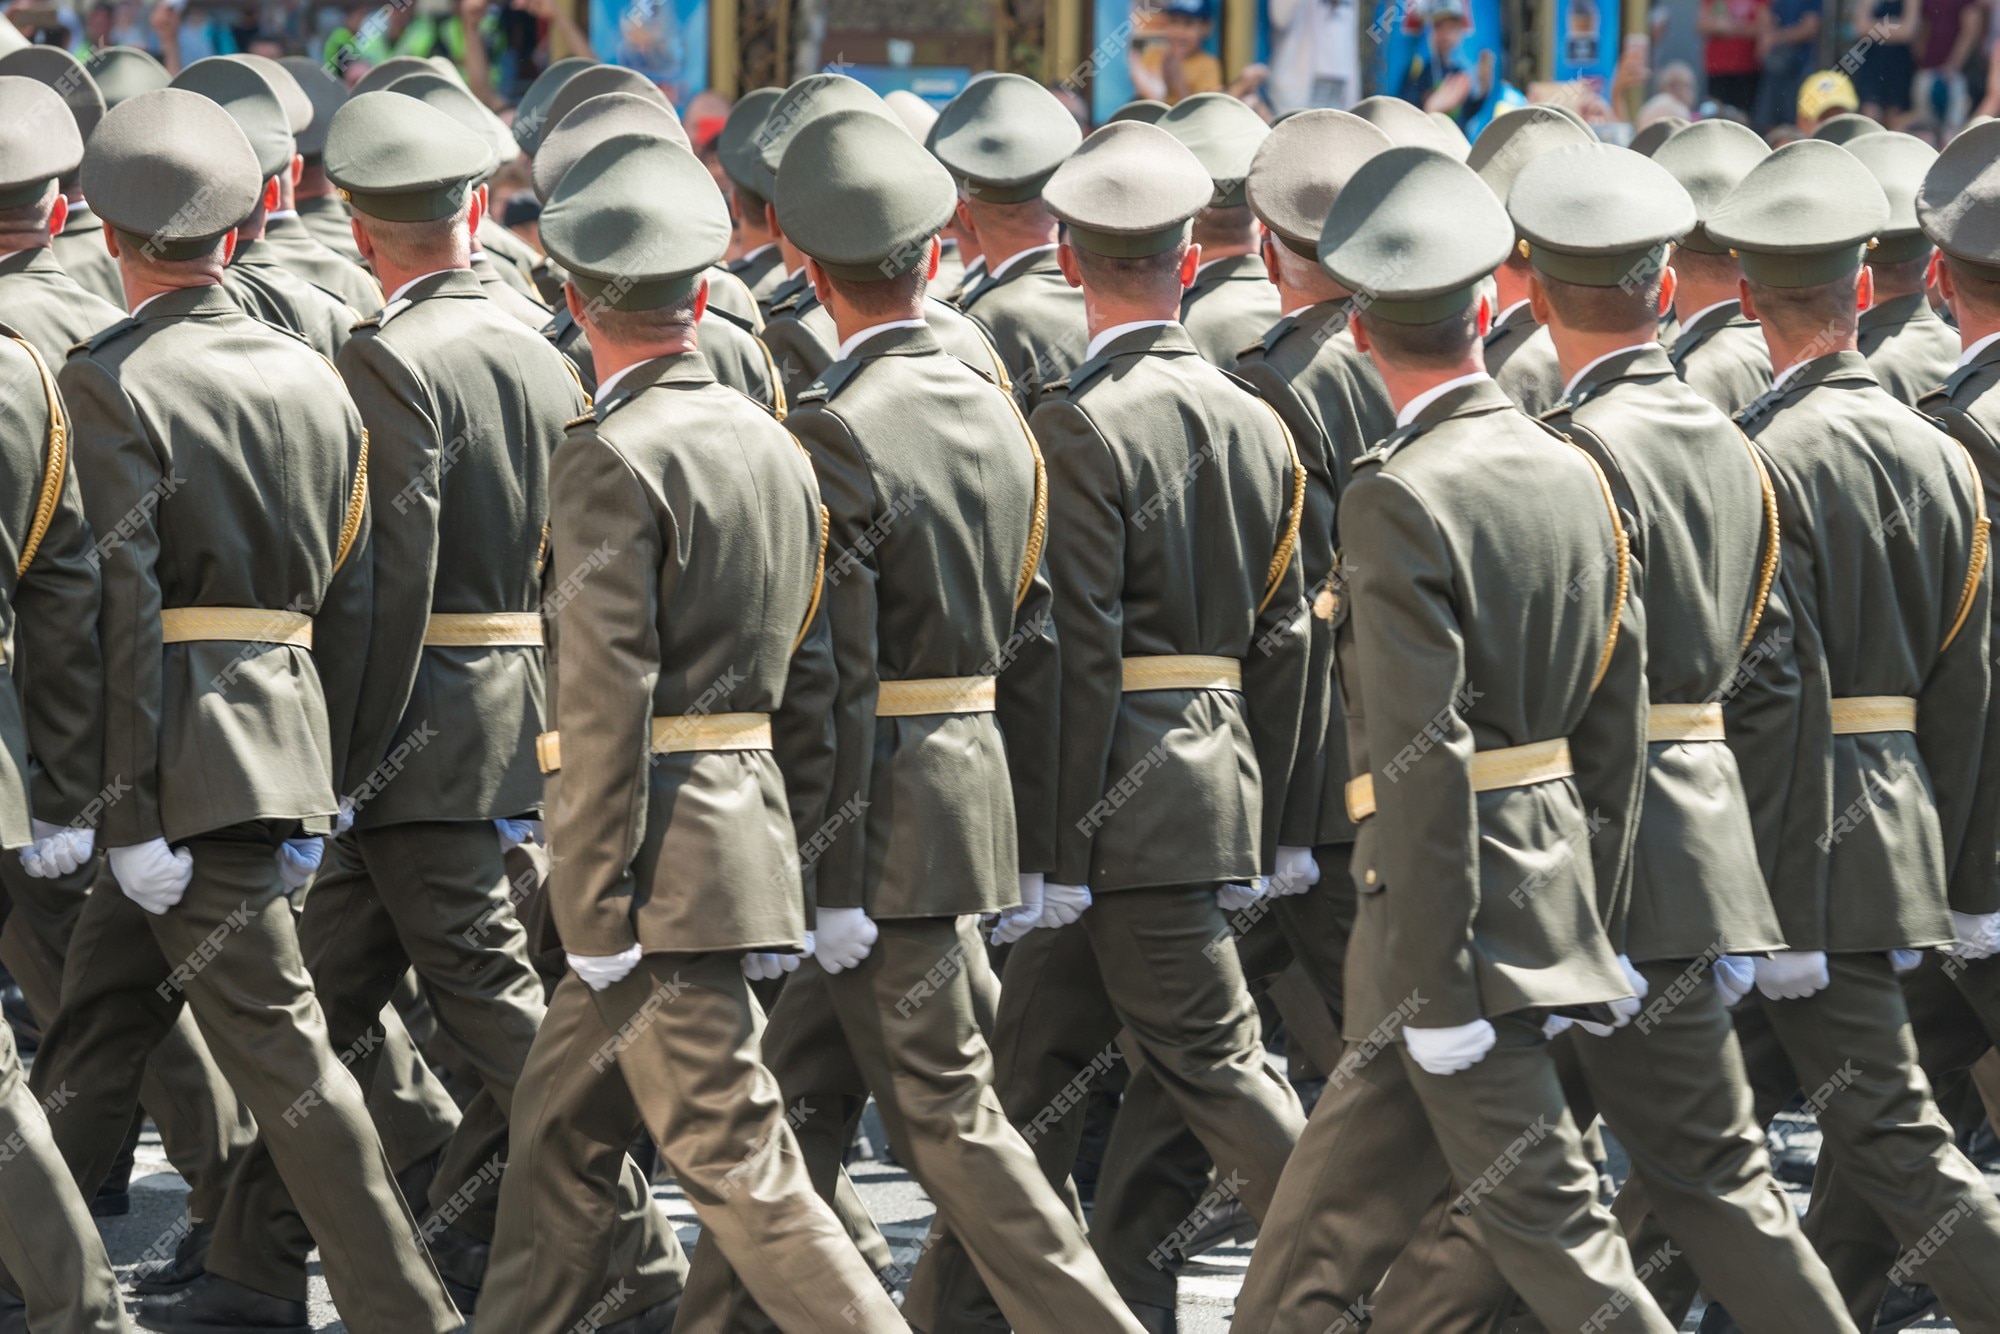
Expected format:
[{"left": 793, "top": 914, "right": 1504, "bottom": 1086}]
[
  {"left": 743, "top": 951, "right": 802, "bottom": 981},
  {"left": 568, "top": 944, "right": 643, "bottom": 991},
  {"left": 495, "top": 818, "right": 539, "bottom": 852},
  {"left": 1949, "top": 911, "right": 2000, "bottom": 960},
  {"left": 1265, "top": 846, "right": 1320, "bottom": 897},
  {"left": 1889, "top": 949, "right": 1924, "bottom": 974},
  {"left": 1216, "top": 881, "right": 1267, "bottom": 912},
  {"left": 21, "top": 820, "right": 93, "bottom": 878},
  {"left": 1038, "top": 882, "right": 1092, "bottom": 929},
  {"left": 1403, "top": 1019, "right": 1496, "bottom": 1075},
  {"left": 336, "top": 796, "right": 357, "bottom": 835},
  {"left": 277, "top": 837, "right": 324, "bottom": 893},
  {"left": 1712, "top": 955, "right": 1757, "bottom": 1006},
  {"left": 1754, "top": 950, "right": 1830, "bottom": 1001},
  {"left": 814, "top": 908, "right": 878, "bottom": 973},
  {"left": 990, "top": 873, "right": 1045, "bottom": 945},
  {"left": 110, "top": 838, "right": 194, "bottom": 915},
  {"left": 1578, "top": 956, "right": 1648, "bottom": 1035}
]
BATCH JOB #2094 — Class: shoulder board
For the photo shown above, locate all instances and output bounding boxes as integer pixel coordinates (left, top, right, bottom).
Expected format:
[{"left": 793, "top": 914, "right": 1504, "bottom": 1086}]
[
  {"left": 796, "top": 357, "right": 864, "bottom": 405},
  {"left": 1245, "top": 314, "right": 1298, "bottom": 361},
  {"left": 564, "top": 411, "right": 595, "bottom": 430},
  {"left": 348, "top": 315, "right": 381, "bottom": 333},
  {"left": 1219, "top": 369, "right": 1259, "bottom": 395},
  {"left": 540, "top": 315, "right": 561, "bottom": 342},
  {"left": 1352, "top": 423, "right": 1424, "bottom": 470},
  {"left": 1538, "top": 398, "right": 1576, "bottom": 421},
  {"left": 1065, "top": 349, "right": 1124, "bottom": 395},
  {"left": 767, "top": 291, "right": 807, "bottom": 317},
  {"left": 73, "top": 317, "right": 142, "bottom": 356},
  {"left": 708, "top": 303, "right": 758, "bottom": 334},
  {"left": 1733, "top": 386, "right": 1786, "bottom": 428}
]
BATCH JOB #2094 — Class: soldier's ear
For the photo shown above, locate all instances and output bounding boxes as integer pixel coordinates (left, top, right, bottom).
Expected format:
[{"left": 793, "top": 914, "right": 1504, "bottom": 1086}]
[
  {"left": 926, "top": 235, "right": 940, "bottom": 282},
  {"left": 1854, "top": 265, "right": 1874, "bottom": 312},
  {"left": 1525, "top": 271, "right": 1551, "bottom": 328},
  {"left": 1736, "top": 277, "right": 1757, "bottom": 323},
  {"left": 48, "top": 192, "right": 68, "bottom": 239},
  {"left": 1658, "top": 267, "right": 1677, "bottom": 319},
  {"left": 1474, "top": 292, "right": 1492, "bottom": 338},
  {"left": 290, "top": 155, "right": 304, "bottom": 190},
  {"left": 693, "top": 276, "right": 710, "bottom": 324},
  {"left": 1936, "top": 256, "right": 1958, "bottom": 309},
  {"left": 1056, "top": 241, "right": 1082, "bottom": 290},
  {"left": 1178, "top": 242, "right": 1201, "bottom": 290}
]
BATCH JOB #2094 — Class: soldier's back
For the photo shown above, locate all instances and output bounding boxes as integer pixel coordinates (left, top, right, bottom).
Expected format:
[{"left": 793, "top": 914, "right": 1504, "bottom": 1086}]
[{"left": 0, "top": 249, "right": 124, "bottom": 362}]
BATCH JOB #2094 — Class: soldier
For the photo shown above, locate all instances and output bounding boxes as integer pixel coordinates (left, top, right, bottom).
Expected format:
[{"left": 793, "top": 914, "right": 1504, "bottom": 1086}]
[
  {"left": 0, "top": 73, "right": 126, "bottom": 357},
  {"left": 929, "top": 74, "right": 1087, "bottom": 404},
  {"left": 256, "top": 58, "right": 384, "bottom": 314},
  {"left": 1159, "top": 92, "right": 1280, "bottom": 370},
  {"left": 160, "top": 90, "right": 684, "bottom": 1330},
  {"left": 678, "top": 106, "right": 1146, "bottom": 1334},
  {"left": 718, "top": 86, "right": 788, "bottom": 311},
  {"left": 1369, "top": 141, "right": 1861, "bottom": 1333},
  {"left": 38, "top": 46, "right": 164, "bottom": 308},
  {"left": 1465, "top": 107, "right": 1592, "bottom": 416},
  {"left": 21, "top": 88, "right": 461, "bottom": 1334},
  {"left": 1695, "top": 137, "right": 2000, "bottom": 1330},
  {"left": 478, "top": 128, "right": 905, "bottom": 1334},
  {"left": 1652, "top": 119, "right": 1775, "bottom": 416},
  {"left": 1229, "top": 143, "right": 1670, "bottom": 1334},
  {"left": 286, "top": 57, "right": 368, "bottom": 269},
  {"left": 1848, "top": 132, "right": 1958, "bottom": 405}
]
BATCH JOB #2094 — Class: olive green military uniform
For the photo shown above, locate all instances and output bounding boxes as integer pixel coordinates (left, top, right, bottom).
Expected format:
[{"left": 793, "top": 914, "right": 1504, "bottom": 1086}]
[
  {"left": 764, "top": 278, "right": 1014, "bottom": 401},
  {"left": 482, "top": 133, "right": 904, "bottom": 1334},
  {"left": 294, "top": 191, "right": 367, "bottom": 267},
  {"left": 1370, "top": 143, "right": 1857, "bottom": 1334},
  {"left": 258, "top": 61, "right": 379, "bottom": 313},
  {"left": 259, "top": 211, "right": 383, "bottom": 312},
  {"left": 730, "top": 241, "right": 787, "bottom": 310},
  {"left": 473, "top": 252, "right": 555, "bottom": 329},
  {"left": 1159, "top": 94, "right": 1280, "bottom": 371},
  {"left": 1483, "top": 301, "right": 1564, "bottom": 414},
  {"left": 1850, "top": 133, "right": 1959, "bottom": 405},
  {"left": 952, "top": 245, "right": 1088, "bottom": 399},
  {"left": 1232, "top": 143, "right": 1673, "bottom": 1334},
  {"left": 25, "top": 89, "right": 459, "bottom": 1333},
  {"left": 0, "top": 248, "right": 128, "bottom": 360},
  {"left": 678, "top": 105, "right": 1144, "bottom": 1334},
  {"left": 47, "top": 200, "right": 123, "bottom": 308},
  {"left": 1669, "top": 299, "right": 1775, "bottom": 416},
  {"left": 717, "top": 88, "right": 790, "bottom": 314}
]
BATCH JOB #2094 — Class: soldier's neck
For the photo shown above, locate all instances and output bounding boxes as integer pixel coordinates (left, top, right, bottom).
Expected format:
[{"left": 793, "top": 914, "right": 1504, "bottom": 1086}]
[
  {"left": 1492, "top": 259, "right": 1535, "bottom": 320},
  {"left": 1672, "top": 274, "right": 1740, "bottom": 322},
  {"left": 1761, "top": 319, "right": 1859, "bottom": 380},
  {"left": 1545, "top": 320, "right": 1656, "bottom": 387},
  {"left": 0, "top": 229, "right": 50, "bottom": 255}
]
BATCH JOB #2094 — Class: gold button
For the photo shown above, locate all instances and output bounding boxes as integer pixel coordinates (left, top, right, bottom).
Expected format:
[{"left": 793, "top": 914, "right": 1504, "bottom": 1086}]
[
  {"left": 1313, "top": 587, "right": 1339, "bottom": 621},
  {"left": 1364, "top": 868, "right": 1377, "bottom": 885}
]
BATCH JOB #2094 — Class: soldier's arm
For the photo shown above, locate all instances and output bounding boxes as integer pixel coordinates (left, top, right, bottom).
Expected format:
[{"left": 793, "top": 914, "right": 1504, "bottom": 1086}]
[
  {"left": 996, "top": 531, "right": 1060, "bottom": 877},
  {"left": 1568, "top": 562, "right": 1648, "bottom": 949},
  {"left": 791, "top": 405, "right": 880, "bottom": 912},
  {"left": 763, "top": 317, "right": 833, "bottom": 401},
  {"left": 773, "top": 445, "right": 838, "bottom": 922},
  {"left": 59, "top": 356, "right": 165, "bottom": 845},
  {"left": 1344, "top": 469, "right": 1482, "bottom": 1024},
  {"left": 542, "top": 430, "right": 655, "bottom": 956},
  {"left": 1920, "top": 453, "right": 1997, "bottom": 915},
  {"left": 1243, "top": 465, "right": 1308, "bottom": 874},
  {"left": 309, "top": 386, "right": 375, "bottom": 797},
  {"left": 335, "top": 332, "right": 445, "bottom": 794}
]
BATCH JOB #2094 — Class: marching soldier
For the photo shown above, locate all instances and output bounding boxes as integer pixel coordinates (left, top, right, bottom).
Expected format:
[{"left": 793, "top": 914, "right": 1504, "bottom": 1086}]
[
  {"left": 1370, "top": 141, "right": 1860, "bottom": 1334},
  {"left": 1848, "top": 131, "right": 1959, "bottom": 405},
  {"left": 678, "top": 105, "right": 1146, "bottom": 1334},
  {"left": 929, "top": 73, "right": 1086, "bottom": 401},
  {"left": 478, "top": 129, "right": 905, "bottom": 1334},
  {"left": 1230, "top": 142, "right": 1669, "bottom": 1334},
  {"left": 1651, "top": 119, "right": 1775, "bottom": 416},
  {"left": 23, "top": 88, "right": 461, "bottom": 1334},
  {"left": 46, "top": 46, "right": 165, "bottom": 308},
  {"left": 1158, "top": 92, "right": 1279, "bottom": 371},
  {"left": 1465, "top": 107, "right": 1591, "bottom": 416},
  {"left": 0, "top": 71, "right": 125, "bottom": 356},
  {"left": 719, "top": 86, "right": 790, "bottom": 311}
]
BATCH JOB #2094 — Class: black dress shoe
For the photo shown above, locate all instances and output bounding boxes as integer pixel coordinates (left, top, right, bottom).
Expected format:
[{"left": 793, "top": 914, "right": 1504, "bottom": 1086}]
[
  {"left": 601, "top": 1296, "right": 679, "bottom": 1334},
  {"left": 1874, "top": 1282, "right": 1941, "bottom": 1333},
  {"left": 422, "top": 1220, "right": 489, "bottom": 1313},
  {"left": 132, "top": 1217, "right": 215, "bottom": 1295},
  {"left": 136, "top": 1272, "right": 309, "bottom": 1334},
  {"left": 1130, "top": 1301, "right": 1177, "bottom": 1334}
]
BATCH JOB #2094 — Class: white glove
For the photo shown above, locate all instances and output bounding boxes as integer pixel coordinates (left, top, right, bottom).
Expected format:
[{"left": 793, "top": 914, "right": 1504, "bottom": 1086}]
[
  {"left": 335, "top": 796, "right": 356, "bottom": 834},
  {"left": 1948, "top": 911, "right": 2000, "bottom": 960},
  {"left": 567, "top": 944, "right": 643, "bottom": 991},
  {"left": 494, "top": 818, "right": 538, "bottom": 852},
  {"left": 277, "top": 837, "right": 323, "bottom": 892},
  {"left": 110, "top": 839, "right": 194, "bottom": 915},
  {"left": 1541, "top": 1014, "right": 1574, "bottom": 1039},
  {"left": 1404, "top": 1019, "right": 1497, "bottom": 1075},
  {"left": 1264, "top": 846, "right": 1320, "bottom": 897},
  {"left": 20, "top": 819, "right": 92, "bottom": 878},
  {"left": 1755, "top": 949, "right": 1830, "bottom": 1002},
  {"left": 1217, "top": 881, "right": 1267, "bottom": 912},
  {"left": 1713, "top": 955, "right": 1757, "bottom": 1007},
  {"left": 1578, "top": 959, "right": 1649, "bottom": 1036},
  {"left": 1889, "top": 948, "right": 1924, "bottom": 974},
  {"left": 990, "top": 873, "right": 1045, "bottom": 946},
  {"left": 814, "top": 907, "right": 878, "bottom": 974},
  {"left": 742, "top": 951, "right": 801, "bottom": 981},
  {"left": 1039, "top": 881, "right": 1092, "bottom": 929}
]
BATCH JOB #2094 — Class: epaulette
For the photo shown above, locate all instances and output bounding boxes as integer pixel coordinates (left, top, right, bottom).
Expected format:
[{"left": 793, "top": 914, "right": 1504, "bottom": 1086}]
[
  {"left": 348, "top": 315, "right": 381, "bottom": 333},
  {"left": 795, "top": 357, "right": 864, "bottom": 405},
  {"left": 1352, "top": 423, "right": 1425, "bottom": 469},
  {"left": 708, "top": 303, "right": 759, "bottom": 334},
  {"left": 1246, "top": 314, "right": 1298, "bottom": 361},
  {"left": 1063, "top": 348, "right": 1124, "bottom": 395},
  {"left": 72, "top": 316, "right": 142, "bottom": 356},
  {"left": 564, "top": 411, "right": 595, "bottom": 430},
  {"left": 1538, "top": 398, "right": 1576, "bottom": 421},
  {"left": 539, "top": 315, "right": 561, "bottom": 342},
  {"left": 1527, "top": 415, "right": 1576, "bottom": 446},
  {"left": 766, "top": 289, "right": 808, "bottom": 318}
]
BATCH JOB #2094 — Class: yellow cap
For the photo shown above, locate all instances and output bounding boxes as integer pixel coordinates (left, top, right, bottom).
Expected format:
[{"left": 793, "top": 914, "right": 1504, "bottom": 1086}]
[{"left": 1797, "top": 69, "right": 1858, "bottom": 125}]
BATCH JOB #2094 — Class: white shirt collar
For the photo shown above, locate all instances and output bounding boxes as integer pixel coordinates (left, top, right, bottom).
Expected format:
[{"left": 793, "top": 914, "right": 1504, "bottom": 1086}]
[
  {"left": 264, "top": 209, "right": 299, "bottom": 222},
  {"left": 130, "top": 290, "right": 170, "bottom": 319},
  {"left": 1494, "top": 298, "right": 1531, "bottom": 328},
  {"left": 1085, "top": 318, "right": 1177, "bottom": 361},
  {"left": 1282, "top": 301, "right": 1329, "bottom": 321},
  {"left": 387, "top": 268, "right": 459, "bottom": 304},
  {"left": 1395, "top": 370, "right": 1492, "bottom": 429},
  {"left": 1682, "top": 298, "right": 1738, "bottom": 330},
  {"left": 1959, "top": 329, "right": 2000, "bottom": 369},
  {"left": 0, "top": 249, "right": 21, "bottom": 267},
  {"left": 739, "top": 241, "right": 777, "bottom": 263},
  {"left": 595, "top": 360, "right": 647, "bottom": 400},
  {"left": 1563, "top": 341, "right": 1658, "bottom": 398},
  {"left": 989, "top": 243, "right": 1057, "bottom": 283},
  {"left": 788, "top": 263, "right": 808, "bottom": 281},
  {"left": 1771, "top": 357, "right": 1813, "bottom": 393},
  {"left": 835, "top": 317, "right": 928, "bottom": 363}
]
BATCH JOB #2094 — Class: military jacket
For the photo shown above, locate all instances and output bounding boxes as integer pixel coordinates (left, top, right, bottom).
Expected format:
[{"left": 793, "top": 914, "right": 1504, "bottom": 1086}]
[
  {"left": 939, "top": 254, "right": 984, "bottom": 308},
  {"left": 261, "top": 213, "right": 385, "bottom": 316},
  {"left": 337, "top": 268, "right": 586, "bottom": 828},
  {"left": 1859, "top": 293, "right": 1958, "bottom": 406},
  {"left": 48, "top": 202, "right": 124, "bottom": 309},
  {"left": 728, "top": 243, "right": 787, "bottom": 315},
  {"left": 475, "top": 216, "right": 543, "bottom": 299},
  {"left": 0, "top": 247, "right": 124, "bottom": 363},
  {"left": 294, "top": 192, "right": 367, "bottom": 267},
  {"left": 1486, "top": 302, "right": 1565, "bottom": 417},
  {"left": 1234, "top": 299, "right": 1394, "bottom": 847},
  {"left": 543, "top": 353, "right": 832, "bottom": 956},
  {"left": 1547, "top": 344, "right": 1786, "bottom": 961},
  {"left": 1334, "top": 376, "right": 1643, "bottom": 1035},
  {"left": 703, "top": 265, "right": 764, "bottom": 335},
  {"left": 61, "top": 286, "right": 370, "bottom": 844},
  {"left": 764, "top": 281, "right": 1011, "bottom": 402},
  {"left": 1180, "top": 253, "right": 1282, "bottom": 372},
  {"left": 959, "top": 246, "right": 1088, "bottom": 406},
  {"left": 1671, "top": 300, "right": 1773, "bottom": 418},
  {"left": 0, "top": 325, "right": 100, "bottom": 846},
  {"left": 1033, "top": 322, "right": 1307, "bottom": 892},
  {"left": 792, "top": 323, "right": 1056, "bottom": 919},
  {"left": 934, "top": 240, "right": 966, "bottom": 301},
  {"left": 473, "top": 252, "right": 554, "bottom": 330},
  {"left": 221, "top": 238, "right": 359, "bottom": 359},
  {"left": 544, "top": 303, "right": 782, "bottom": 417},
  {"left": 1731, "top": 352, "right": 1993, "bottom": 952}
]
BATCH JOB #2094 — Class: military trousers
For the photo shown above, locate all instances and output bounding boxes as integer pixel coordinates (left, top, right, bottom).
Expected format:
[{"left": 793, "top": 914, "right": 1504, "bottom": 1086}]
[
  {"left": 26, "top": 825, "right": 460, "bottom": 1331},
  {"left": 679, "top": 914, "right": 1144, "bottom": 1334},
  {"left": 1367, "top": 955, "right": 1855, "bottom": 1333},
  {"left": 0, "top": 852, "right": 254, "bottom": 1223},
  {"left": 483, "top": 955, "right": 896, "bottom": 1334},
  {"left": 0, "top": 1015, "right": 130, "bottom": 1333},
  {"left": 1232, "top": 1012, "right": 1678, "bottom": 1334}
]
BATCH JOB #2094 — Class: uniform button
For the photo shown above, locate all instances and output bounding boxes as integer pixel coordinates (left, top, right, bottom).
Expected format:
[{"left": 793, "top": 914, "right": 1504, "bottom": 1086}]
[{"left": 1364, "top": 868, "right": 1377, "bottom": 885}]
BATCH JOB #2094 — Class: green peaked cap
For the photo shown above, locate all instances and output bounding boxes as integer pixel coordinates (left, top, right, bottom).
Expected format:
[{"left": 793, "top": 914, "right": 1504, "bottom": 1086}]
[
  {"left": 1707, "top": 137, "right": 1889, "bottom": 287},
  {"left": 1319, "top": 144, "right": 1513, "bottom": 323},
  {"left": 324, "top": 89, "right": 490, "bottom": 222},
  {"left": 1042, "top": 119, "right": 1212, "bottom": 258},
  {"left": 1508, "top": 141, "right": 1694, "bottom": 287},
  {"left": 931, "top": 72, "right": 1081, "bottom": 203},
  {"left": 171, "top": 55, "right": 293, "bottom": 179},
  {"left": 1844, "top": 130, "right": 1938, "bottom": 264},
  {"left": 1158, "top": 91, "right": 1271, "bottom": 207},
  {"left": 82, "top": 86, "right": 260, "bottom": 259},
  {"left": 775, "top": 106, "right": 953, "bottom": 281},
  {"left": 541, "top": 131, "right": 730, "bottom": 310},
  {"left": 1918, "top": 119, "right": 2000, "bottom": 282}
]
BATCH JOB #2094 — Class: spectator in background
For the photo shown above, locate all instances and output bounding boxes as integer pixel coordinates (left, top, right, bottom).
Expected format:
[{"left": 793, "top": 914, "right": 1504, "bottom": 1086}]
[
  {"left": 1755, "top": 0, "right": 1820, "bottom": 126},
  {"left": 1700, "top": 0, "right": 1769, "bottom": 114},
  {"left": 1853, "top": 0, "right": 1920, "bottom": 122},
  {"left": 1796, "top": 62, "right": 1858, "bottom": 123},
  {"left": 1657, "top": 57, "right": 1700, "bottom": 104},
  {"left": 1914, "top": 0, "right": 1983, "bottom": 126},
  {"left": 1129, "top": 0, "right": 1225, "bottom": 103},
  {"left": 1403, "top": 0, "right": 1493, "bottom": 125}
]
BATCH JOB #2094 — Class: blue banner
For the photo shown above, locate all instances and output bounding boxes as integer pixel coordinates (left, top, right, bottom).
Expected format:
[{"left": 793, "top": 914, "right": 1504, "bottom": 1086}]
[{"left": 590, "top": 0, "right": 708, "bottom": 106}]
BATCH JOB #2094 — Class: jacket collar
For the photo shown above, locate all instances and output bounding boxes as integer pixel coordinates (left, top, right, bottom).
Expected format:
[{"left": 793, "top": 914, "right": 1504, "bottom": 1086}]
[
  {"left": 0, "top": 246, "right": 66, "bottom": 279},
  {"left": 1945, "top": 329, "right": 2000, "bottom": 397},
  {"left": 1565, "top": 343, "right": 1676, "bottom": 407},
  {"left": 394, "top": 267, "right": 486, "bottom": 304},
  {"left": 1191, "top": 251, "right": 1265, "bottom": 292},
  {"left": 1858, "top": 292, "right": 1940, "bottom": 334},
  {"left": 1406, "top": 373, "right": 1514, "bottom": 430},
  {"left": 133, "top": 283, "right": 241, "bottom": 323},
  {"left": 1090, "top": 321, "right": 1198, "bottom": 363},
  {"left": 59, "top": 202, "right": 103, "bottom": 236},
  {"left": 1738, "top": 349, "right": 1877, "bottom": 426},
  {"left": 964, "top": 245, "right": 1061, "bottom": 305},
  {"left": 843, "top": 321, "right": 940, "bottom": 362},
  {"left": 595, "top": 351, "right": 714, "bottom": 419}
]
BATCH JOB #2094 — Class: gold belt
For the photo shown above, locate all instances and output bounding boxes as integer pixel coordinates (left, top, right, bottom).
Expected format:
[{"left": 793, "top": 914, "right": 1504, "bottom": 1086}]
[
  {"left": 1346, "top": 738, "right": 1574, "bottom": 823},
  {"left": 1120, "top": 654, "right": 1242, "bottom": 693},
  {"left": 160, "top": 607, "right": 313, "bottom": 648},
  {"left": 1647, "top": 702, "right": 1725, "bottom": 743},
  {"left": 535, "top": 712, "right": 773, "bottom": 774},
  {"left": 1830, "top": 695, "right": 1918, "bottom": 735},
  {"left": 876, "top": 676, "right": 998, "bottom": 717},
  {"left": 423, "top": 612, "right": 543, "bottom": 647}
]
